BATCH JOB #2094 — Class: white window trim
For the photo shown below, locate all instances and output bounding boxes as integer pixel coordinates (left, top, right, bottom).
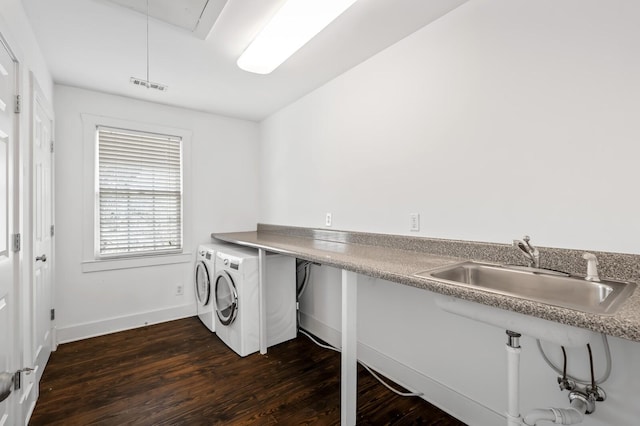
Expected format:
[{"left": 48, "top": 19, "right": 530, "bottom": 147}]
[{"left": 81, "top": 113, "right": 192, "bottom": 273}]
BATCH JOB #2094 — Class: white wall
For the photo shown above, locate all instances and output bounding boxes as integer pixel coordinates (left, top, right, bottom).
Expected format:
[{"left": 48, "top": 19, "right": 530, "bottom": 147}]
[
  {"left": 260, "top": 0, "right": 640, "bottom": 255},
  {"left": 260, "top": 1, "right": 640, "bottom": 425},
  {"left": 54, "top": 85, "right": 259, "bottom": 342}
]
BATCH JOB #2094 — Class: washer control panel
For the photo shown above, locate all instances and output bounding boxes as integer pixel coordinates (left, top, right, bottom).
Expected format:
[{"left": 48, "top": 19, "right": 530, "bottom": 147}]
[{"left": 218, "top": 252, "right": 241, "bottom": 270}]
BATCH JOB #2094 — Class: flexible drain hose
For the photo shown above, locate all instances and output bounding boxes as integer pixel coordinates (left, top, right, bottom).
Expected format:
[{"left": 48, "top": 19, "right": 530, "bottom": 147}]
[{"left": 523, "top": 397, "right": 587, "bottom": 425}]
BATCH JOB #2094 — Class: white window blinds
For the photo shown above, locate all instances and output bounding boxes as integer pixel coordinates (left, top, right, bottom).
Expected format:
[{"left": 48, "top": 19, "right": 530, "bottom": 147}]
[{"left": 97, "top": 126, "right": 183, "bottom": 257}]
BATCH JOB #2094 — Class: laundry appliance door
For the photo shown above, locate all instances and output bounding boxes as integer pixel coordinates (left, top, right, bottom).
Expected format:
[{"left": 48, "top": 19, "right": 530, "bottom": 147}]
[
  {"left": 215, "top": 271, "right": 238, "bottom": 326},
  {"left": 194, "top": 261, "right": 211, "bottom": 307}
]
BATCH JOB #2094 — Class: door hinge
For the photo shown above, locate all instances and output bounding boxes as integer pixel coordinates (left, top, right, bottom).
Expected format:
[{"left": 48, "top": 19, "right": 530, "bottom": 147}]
[
  {"left": 50, "top": 225, "right": 55, "bottom": 237},
  {"left": 12, "top": 233, "right": 21, "bottom": 252},
  {"left": 15, "top": 95, "right": 20, "bottom": 114},
  {"left": 13, "top": 368, "right": 34, "bottom": 392},
  {"left": 50, "top": 142, "right": 54, "bottom": 153},
  {"left": 50, "top": 309, "right": 55, "bottom": 321},
  {"left": 13, "top": 371, "right": 21, "bottom": 391}
]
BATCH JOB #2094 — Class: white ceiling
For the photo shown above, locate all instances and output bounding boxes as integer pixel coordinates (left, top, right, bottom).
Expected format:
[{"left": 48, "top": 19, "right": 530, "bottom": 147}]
[{"left": 22, "top": 0, "right": 468, "bottom": 121}]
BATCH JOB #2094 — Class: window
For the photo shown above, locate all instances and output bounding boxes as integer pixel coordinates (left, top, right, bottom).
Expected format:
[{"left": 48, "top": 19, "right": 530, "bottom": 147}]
[{"left": 96, "top": 126, "right": 183, "bottom": 258}]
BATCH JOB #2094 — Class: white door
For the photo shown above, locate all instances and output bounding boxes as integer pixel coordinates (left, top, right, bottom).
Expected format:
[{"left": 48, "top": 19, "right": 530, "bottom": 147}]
[
  {"left": 0, "top": 35, "right": 19, "bottom": 426},
  {"left": 30, "top": 80, "right": 54, "bottom": 389}
]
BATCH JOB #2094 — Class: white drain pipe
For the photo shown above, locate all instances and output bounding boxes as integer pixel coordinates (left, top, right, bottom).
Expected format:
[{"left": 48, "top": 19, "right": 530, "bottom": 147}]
[
  {"left": 523, "top": 390, "right": 596, "bottom": 425},
  {"left": 523, "top": 397, "right": 587, "bottom": 425},
  {"left": 506, "top": 331, "right": 523, "bottom": 426},
  {"left": 506, "top": 329, "right": 595, "bottom": 426}
]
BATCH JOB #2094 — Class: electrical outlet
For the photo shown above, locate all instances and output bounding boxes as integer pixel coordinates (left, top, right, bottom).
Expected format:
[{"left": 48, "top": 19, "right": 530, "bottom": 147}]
[
  {"left": 325, "top": 212, "right": 332, "bottom": 227},
  {"left": 409, "top": 213, "right": 420, "bottom": 232},
  {"left": 176, "top": 284, "right": 184, "bottom": 296}
]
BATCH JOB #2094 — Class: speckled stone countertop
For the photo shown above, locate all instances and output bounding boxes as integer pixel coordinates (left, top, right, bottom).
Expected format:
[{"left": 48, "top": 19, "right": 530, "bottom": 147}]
[{"left": 212, "top": 225, "right": 640, "bottom": 343}]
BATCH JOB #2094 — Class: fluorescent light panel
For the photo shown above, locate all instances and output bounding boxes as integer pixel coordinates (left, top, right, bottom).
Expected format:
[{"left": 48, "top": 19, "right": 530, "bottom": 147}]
[{"left": 237, "top": 0, "right": 359, "bottom": 74}]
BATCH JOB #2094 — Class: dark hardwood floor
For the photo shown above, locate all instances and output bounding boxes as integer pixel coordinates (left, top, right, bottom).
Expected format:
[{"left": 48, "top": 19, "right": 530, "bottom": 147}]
[{"left": 30, "top": 317, "right": 466, "bottom": 425}]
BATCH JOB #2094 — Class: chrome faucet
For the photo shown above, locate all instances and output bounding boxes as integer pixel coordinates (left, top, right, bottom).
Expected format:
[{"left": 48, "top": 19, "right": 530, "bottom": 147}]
[
  {"left": 583, "top": 253, "right": 600, "bottom": 282},
  {"left": 513, "top": 235, "right": 540, "bottom": 268}
]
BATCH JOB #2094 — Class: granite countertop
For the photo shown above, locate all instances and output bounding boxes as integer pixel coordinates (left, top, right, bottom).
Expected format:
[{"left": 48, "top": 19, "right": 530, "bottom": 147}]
[{"left": 212, "top": 228, "right": 640, "bottom": 343}]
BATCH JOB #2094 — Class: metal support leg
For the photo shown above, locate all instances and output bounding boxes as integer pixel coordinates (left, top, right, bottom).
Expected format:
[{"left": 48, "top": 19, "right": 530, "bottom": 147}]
[
  {"left": 341, "top": 270, "right": 358, "bottom": 425},
  {"left": 259, "top": 249, "right": 267, "bottom": 355}
]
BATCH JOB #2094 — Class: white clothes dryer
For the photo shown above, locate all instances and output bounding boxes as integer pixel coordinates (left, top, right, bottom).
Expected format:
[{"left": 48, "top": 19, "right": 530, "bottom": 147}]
[
  {"left": 213, "top": 245, "right": 296, "bottom": 357},
  {"left": 194, "top": 243, "right": 231, "bottom": 332}
]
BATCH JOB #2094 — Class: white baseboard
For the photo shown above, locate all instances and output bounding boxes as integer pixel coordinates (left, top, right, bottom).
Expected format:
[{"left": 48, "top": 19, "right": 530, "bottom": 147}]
[
  {"left": 56, "top": 303, "right": 197, "bottom": 344},
  {"left": 299, "top": 312, "right": 505, "bottom": 426},
  {"left": 23, "top": 398, "right": 36, "bottom": 426}
]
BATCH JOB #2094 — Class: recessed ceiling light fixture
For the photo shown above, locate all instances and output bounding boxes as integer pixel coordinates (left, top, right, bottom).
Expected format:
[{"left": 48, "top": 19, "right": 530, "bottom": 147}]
[
  {"left": 130, "top": 0, "right": 168, "bottom": 91},
  {"left": 237, "top": 0, "right": 359, "bottom": 75}
]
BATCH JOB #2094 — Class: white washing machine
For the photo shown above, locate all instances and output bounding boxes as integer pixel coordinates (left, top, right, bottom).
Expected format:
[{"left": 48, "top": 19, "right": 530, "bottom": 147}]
[
  {"left": 194, "top": 243, "right": 231, "bottom": 332},
  {"left": 213, "top": 245, "right": 296, "bottom": 357}
]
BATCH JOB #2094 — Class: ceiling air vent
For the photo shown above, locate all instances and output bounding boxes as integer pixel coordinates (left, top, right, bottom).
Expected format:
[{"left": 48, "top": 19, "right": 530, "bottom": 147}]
[{"left": 130, "top": 77, "right": 168, "bottom": 92}]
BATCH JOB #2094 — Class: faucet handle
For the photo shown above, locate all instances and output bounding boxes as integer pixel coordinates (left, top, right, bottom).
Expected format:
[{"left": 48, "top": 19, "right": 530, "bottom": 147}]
[
  {"left": 523, "top": 235, "right": 531, "bottom": 242},
  {"left": 583, "top": 253, "right": 600, "bottom": 282}
]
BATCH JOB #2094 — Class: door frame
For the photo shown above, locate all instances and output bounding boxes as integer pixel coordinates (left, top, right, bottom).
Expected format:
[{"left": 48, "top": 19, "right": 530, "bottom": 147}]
[{"left": 17, "top": 72, "right": 55, "bottom": 422}]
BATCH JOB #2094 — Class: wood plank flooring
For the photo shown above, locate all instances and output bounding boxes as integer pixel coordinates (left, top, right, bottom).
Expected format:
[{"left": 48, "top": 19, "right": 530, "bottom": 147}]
[{"left": 30, "top": 317, "right": 466, "bottom": 425}]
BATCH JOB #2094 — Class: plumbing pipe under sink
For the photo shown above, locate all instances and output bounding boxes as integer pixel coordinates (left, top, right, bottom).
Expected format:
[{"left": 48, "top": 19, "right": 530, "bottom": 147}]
[
  {"left": 506, "top": 331, "right": 522, "bottom": 426},
  {"left": 435, "top": 296, "right": 604, "bottom": 426},
  {"left": 504, "top": 330, "right": 596, "bottom": 426},
  {"left": 523, "top": 398, "right": 587, "bottom": 425}
]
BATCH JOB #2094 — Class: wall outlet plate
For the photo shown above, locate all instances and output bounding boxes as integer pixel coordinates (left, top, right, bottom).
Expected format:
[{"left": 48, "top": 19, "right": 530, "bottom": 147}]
[
  {"left": 326, "top": 212, "right": 332, "bottom": 227},
  {"left": 410, "top": 213, "right": 420, "bottom": 231},
  {"left": 176, "top": 284, "right": 184, "bottom": 295}
]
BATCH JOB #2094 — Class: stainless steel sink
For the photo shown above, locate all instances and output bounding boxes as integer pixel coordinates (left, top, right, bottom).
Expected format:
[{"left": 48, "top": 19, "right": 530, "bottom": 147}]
[{"left": 415, "top": 261, "right": 636, "bottom": 315}]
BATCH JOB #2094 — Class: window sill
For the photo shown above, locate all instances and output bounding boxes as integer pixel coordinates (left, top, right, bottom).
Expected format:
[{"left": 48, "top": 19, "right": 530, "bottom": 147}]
[{"left": 81, "top": 252, "right": 193, "bottom": 273}]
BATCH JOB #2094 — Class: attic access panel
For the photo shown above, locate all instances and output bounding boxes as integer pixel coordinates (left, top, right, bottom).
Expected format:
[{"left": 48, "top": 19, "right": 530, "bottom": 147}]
[{"left": 106, "top": 0, "right": 228, "bottom": 39}]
